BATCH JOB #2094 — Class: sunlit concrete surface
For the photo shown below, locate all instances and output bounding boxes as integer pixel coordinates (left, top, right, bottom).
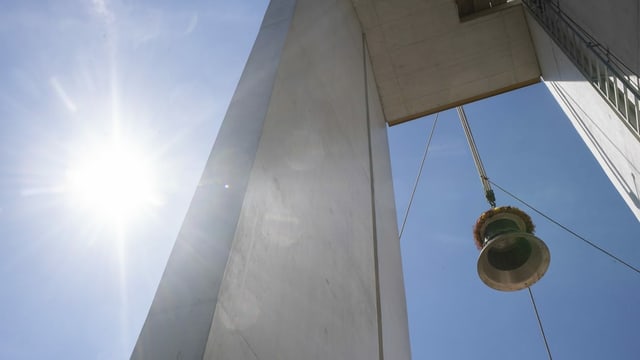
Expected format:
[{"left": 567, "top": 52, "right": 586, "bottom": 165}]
[
  {"left": 132, "top": 0, "right": 409, "bottom": 359},
  {"left": 527, "top": 10, "right": 640, "bottom": 222},
  {"left": 131, "top": 1, "right": 297, "bottom": 358},
  {"left": 352, "top": 0, "right": 541, "bottom": 124}
]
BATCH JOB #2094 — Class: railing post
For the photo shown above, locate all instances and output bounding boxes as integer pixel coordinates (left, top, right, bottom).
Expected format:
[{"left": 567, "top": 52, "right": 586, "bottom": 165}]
[{"left": 633, "top": 98, "right": 640, "bottom": 135}]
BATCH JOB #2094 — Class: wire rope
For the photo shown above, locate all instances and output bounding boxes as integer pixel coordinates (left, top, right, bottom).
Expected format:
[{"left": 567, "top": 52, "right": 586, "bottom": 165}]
[
  {"left": 457, "top": 106, "right": 496, "bottom": 207},
  {"left": 398, "top": 113, "right": 439, "bottom": 240},
  {"left": 456, "top": 107, "right": 553, "bottom": 360},
  {"left": 528, "top": 287, "right": 553, "bottom": 360},
  {"left": 489, "top": 179, "right": 640, "bottom": 275}
]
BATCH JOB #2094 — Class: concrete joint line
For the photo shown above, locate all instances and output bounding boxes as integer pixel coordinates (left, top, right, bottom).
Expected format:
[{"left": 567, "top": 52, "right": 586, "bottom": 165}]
[{"left": 363, "top": 32, "right": 385, "bottom": 360}]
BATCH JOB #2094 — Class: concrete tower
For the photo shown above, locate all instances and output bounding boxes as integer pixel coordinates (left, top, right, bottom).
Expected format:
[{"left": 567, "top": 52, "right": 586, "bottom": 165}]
[{"left": 131, "top": 1, "right": 640, "bottom": 359}]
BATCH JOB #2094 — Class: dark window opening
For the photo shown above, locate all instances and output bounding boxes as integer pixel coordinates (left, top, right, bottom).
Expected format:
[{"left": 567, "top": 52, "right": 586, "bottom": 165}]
[{"left": 455, "top": 0, "right": 509, "bottom": 19}]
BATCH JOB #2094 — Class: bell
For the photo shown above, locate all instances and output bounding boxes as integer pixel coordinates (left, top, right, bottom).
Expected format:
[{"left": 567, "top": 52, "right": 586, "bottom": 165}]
[{"left": 473, "top": 206, "right": 550, "bottom": 291}]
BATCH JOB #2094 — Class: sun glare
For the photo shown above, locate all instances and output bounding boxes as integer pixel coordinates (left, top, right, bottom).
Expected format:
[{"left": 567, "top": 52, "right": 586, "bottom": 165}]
[{"left": 66, "top": 141, "right": 161, "bottom": 223}]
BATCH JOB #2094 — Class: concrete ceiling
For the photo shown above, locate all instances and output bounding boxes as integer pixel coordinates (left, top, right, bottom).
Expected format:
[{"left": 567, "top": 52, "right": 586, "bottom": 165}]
[{"left": 352, "top": 0, "right": 541, "bottom": 124}]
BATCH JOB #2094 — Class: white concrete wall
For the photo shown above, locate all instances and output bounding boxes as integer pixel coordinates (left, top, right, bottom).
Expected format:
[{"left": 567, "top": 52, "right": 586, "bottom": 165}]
[
  {"left": 202, "top": 0, "right": 410, "bottom": 358},
  {"left": 130, "top": 1, "right": 297, "bottom": 358},
  {"left": 133, "top": 0, "right": 411, "bottom": 359},
  {"left": 526, "top": 11, "right": 640, "bottom": 221},
  {"left": 553, "top": 0, "right": 640, "bottom": 73}
]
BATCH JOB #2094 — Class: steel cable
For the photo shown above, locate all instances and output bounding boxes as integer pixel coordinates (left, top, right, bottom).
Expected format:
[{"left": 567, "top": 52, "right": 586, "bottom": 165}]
[{"left": 398, "top": 113, "right": 439, "bottom": 240}]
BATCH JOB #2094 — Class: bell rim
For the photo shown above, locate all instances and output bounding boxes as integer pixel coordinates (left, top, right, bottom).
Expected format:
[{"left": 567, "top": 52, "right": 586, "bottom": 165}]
[{"left": 477, "top": 232, "right": 551, "bottom": 291}]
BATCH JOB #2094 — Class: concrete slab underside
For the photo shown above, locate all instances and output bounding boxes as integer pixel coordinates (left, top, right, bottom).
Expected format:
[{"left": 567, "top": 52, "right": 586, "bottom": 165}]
[{"left": 352, "top": 0, "right": 541, "bottom": 124}]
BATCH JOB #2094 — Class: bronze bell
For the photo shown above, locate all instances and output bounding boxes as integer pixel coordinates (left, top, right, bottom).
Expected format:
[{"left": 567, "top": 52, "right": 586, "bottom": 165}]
[{"left": 474, "top": 206, "right": 550, "bottom": 291}]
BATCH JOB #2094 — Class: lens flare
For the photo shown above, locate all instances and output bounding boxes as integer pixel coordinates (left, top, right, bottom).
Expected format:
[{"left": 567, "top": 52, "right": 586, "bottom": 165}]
[{"left": 66, "top": 141, "right": 161, "bottom": 223}]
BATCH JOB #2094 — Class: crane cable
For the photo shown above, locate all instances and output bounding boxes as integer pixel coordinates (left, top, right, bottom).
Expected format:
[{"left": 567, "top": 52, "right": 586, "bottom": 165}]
[
  {"left": 456, "top": 106, "right": 552, "bottom": 360},
  {"left": 457, "top": 106, "right": 496, "bottom": 207}
]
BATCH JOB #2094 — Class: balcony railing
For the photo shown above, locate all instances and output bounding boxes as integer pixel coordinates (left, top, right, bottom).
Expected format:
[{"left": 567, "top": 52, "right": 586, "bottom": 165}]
[{"left": 522, "top": 0, "right": 640, "bottom": 138}]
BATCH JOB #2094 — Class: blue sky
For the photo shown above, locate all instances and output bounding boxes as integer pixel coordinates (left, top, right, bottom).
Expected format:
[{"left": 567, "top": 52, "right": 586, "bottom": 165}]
[{"left": 1, "top": 1, "right": 639, "bottom": 359}]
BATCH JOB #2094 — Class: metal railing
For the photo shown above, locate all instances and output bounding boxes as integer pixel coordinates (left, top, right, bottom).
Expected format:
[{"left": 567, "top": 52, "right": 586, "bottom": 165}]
[{"left": 522, "top": 0, "right": 640, "bottom": 138}]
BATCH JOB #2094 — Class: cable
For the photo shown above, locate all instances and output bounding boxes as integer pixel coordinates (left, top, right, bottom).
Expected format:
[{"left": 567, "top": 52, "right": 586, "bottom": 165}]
[
  {"left": 489, "top": 179, "right": 640, "bottom": 275},
  {"left": 456, "top": 108, "right": 557, "bottom": 359},
  {"left": 528, "top": 287, "right": 553, "bottom": 360},
  {"left": 457, "top": 106, "right": 496, "bottom": 207},
  {"left": 398, "top": 113, "right": 439, "bottom": 240}
]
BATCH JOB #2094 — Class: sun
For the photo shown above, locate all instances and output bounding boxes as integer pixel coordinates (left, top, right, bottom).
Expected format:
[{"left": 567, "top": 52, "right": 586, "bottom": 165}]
[{"left": 65, "top": 140, "right": 161, "bottom": 223}]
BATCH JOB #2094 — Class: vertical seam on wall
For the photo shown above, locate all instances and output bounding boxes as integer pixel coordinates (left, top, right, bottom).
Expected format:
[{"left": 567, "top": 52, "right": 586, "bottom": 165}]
[{"left": 363, "top": 32, "right": 385, "bottom": 360}]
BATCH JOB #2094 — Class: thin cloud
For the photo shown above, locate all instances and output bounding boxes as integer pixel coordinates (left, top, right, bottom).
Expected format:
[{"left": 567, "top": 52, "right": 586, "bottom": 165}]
[
  {"left": 50, "top": 77, "right": 77, "bottom": 113},
  {"left": 92, "top": 0, "right": 114, "bottom": 22},
  {"left": 184, "top": 13, "right": 198, "bottom": 35}
]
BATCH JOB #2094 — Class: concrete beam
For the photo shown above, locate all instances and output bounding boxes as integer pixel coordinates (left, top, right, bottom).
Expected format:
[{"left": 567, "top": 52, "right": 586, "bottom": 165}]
[
  {"left": 352, "top": 0, "right": 541, "bottom": 124},
  {"left": 132, "top": 0, "right": 411, "bottom": 358}
]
